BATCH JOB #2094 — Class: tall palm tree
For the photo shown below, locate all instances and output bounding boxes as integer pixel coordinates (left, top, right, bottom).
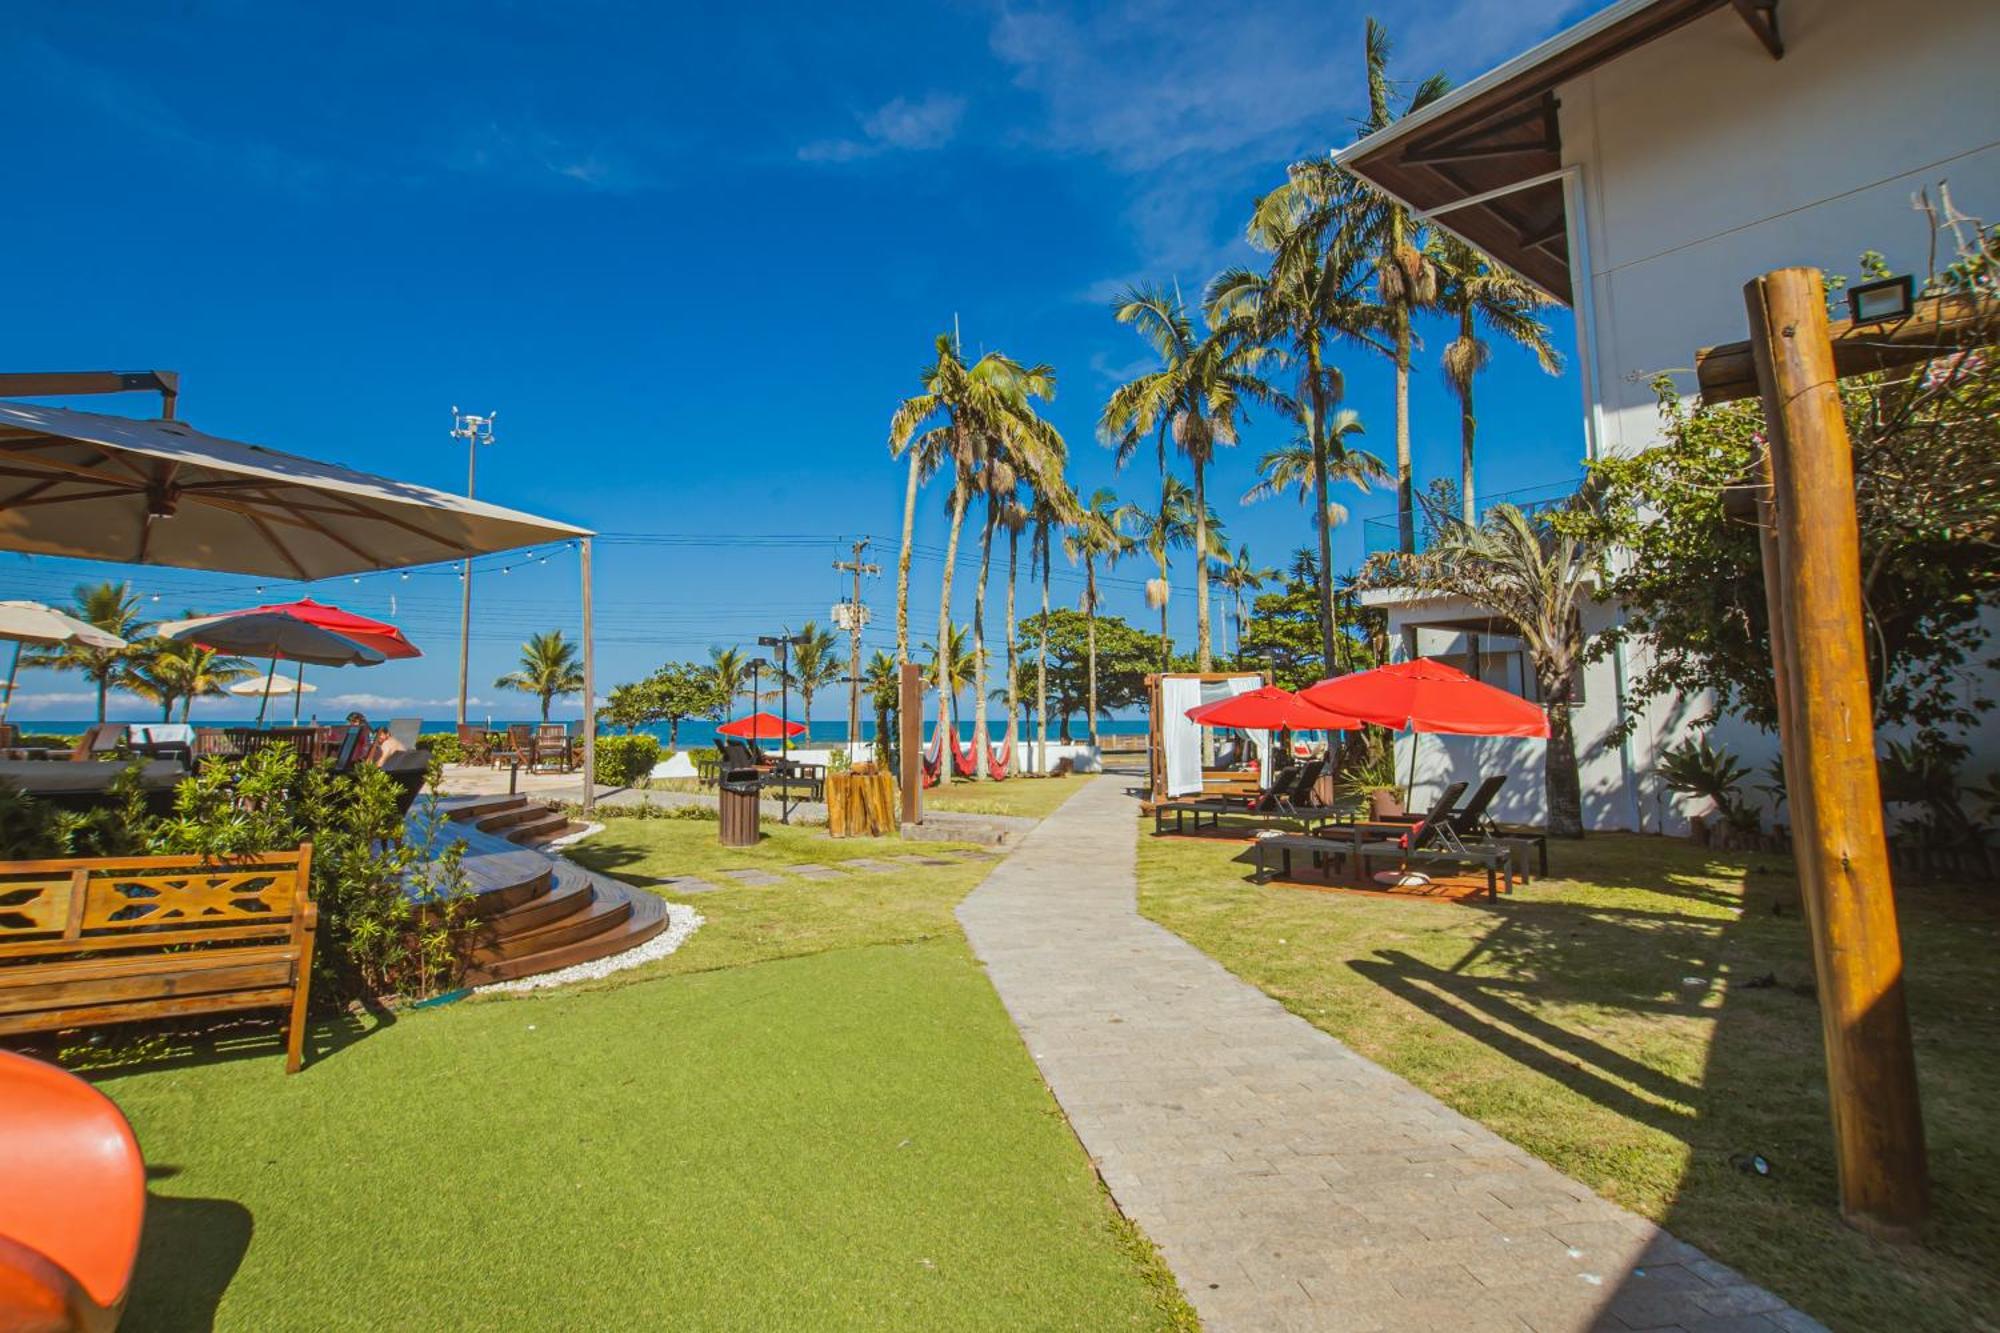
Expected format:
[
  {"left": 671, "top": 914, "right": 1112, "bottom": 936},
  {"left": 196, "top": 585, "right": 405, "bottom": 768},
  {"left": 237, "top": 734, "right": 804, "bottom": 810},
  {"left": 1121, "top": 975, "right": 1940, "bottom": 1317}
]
[
  {"left": 1357, "top": 18, "right": 1452, "bottom": 551},
  {"left": 1210, "top": 158, "right": 1379, "bottom": 670},
  {"left": 1063, "top": 489, "right": 1137, "bottom": 749},
  {"left": 996, "top": 485, "right": 1032, "bottom": 778},
  {"left": 1101, "top": 284, "right": 1271, "bottom": 670},
  {"left": 1431, "top": 233, "right": 1562, "bottom": 522},
  {"left": 926, "top": 622, "right": 978, "bottom": 741},
  {"left": 1213, "top": 544, "right": 1277, "bottom": 665},
  {"left": 1027, "top": 485, "right": 1072, "bottom": 775},
  {"left": 1130, "top": 476, "right": 1198, "bottom": 668},
  {"left": 782, "top": 621, "right": 841, "bottom": 735},
  {"left": 969, "top": 456, "right": 1015, "bottom": 781},
  {"left": 887, "top": 413, "right": 948, "bottom": 666},
  {"left": 25, "top": 581, "right": 148, "bottom": 722},
  {"left": 494, "top": 630, "right": 585, "bottom": 722},
  {"left": 708, "top": 646, "right": 750, "bottom": 713},
  {"left": 1241, "top": 424, "right": 1385, "bottom": 524},
  {"left": 888, "top": 334, "right": 1064, "bottom": 785}
]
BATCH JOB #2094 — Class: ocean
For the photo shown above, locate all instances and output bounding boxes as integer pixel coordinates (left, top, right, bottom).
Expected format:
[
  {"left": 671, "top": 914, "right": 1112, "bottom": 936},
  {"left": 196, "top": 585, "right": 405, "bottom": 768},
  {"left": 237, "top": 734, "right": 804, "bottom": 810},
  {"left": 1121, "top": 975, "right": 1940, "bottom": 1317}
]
[{"left": 24, "top": 717, "right": 1153, "bottom": 747}]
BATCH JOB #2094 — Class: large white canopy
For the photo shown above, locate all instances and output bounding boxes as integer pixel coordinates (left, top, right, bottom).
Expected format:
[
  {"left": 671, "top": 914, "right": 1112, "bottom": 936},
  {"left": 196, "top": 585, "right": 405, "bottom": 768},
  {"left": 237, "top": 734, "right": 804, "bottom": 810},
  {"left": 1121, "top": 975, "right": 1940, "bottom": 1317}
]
[
  {"left": 0, "top": 400, "right": 591, "bottom": 579},
  {"left": 0, "top": 599, "right": 127, "bottom": 650}
]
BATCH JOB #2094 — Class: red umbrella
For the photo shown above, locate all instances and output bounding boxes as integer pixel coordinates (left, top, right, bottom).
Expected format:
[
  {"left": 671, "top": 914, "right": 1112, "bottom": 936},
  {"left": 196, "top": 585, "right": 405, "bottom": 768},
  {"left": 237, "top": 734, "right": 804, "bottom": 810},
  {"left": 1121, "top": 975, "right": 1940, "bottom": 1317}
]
[
  {"left": 1185, "top": 685, "right": 1362, "bottom": 732},
  {"left": 1301, "top": 659, "right": 1548, "bottom": 804},
  {"left": 1299, "top": 659, "right": 1549, "bottom": 737},
  {"left": 717, "top": 711, "right": 806, "bottom": 741},
  {"left": 235, "top": 598, "right": 422, "bottom": 661}
]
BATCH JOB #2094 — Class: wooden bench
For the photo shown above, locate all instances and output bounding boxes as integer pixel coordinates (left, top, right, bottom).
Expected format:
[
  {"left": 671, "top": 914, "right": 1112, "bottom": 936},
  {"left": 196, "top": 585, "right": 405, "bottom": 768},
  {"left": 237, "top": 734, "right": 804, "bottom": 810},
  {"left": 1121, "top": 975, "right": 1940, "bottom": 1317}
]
[{"left": 0, "top": 845, "right": 318, "bottom": 1072}]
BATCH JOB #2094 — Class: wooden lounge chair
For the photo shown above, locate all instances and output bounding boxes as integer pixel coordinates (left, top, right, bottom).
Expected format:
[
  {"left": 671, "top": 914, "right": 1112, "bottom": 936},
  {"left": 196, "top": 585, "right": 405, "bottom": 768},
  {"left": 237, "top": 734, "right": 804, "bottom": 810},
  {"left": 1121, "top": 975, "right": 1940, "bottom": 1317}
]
[
  {"left": 493, "top": 724, "right": 536, "bottom": 770},
  {"left": 1152, "top": 757, "right": 1324, "bottom": 835},
  {"left": 1254, "top": 783, "right": 1469, "bottom": 886},
  {"left": 1355, "top": 790, "right": 1515, "bottom": 899},
  {"left": 532, "top": 723, "right": 570, "bottom": 773}
]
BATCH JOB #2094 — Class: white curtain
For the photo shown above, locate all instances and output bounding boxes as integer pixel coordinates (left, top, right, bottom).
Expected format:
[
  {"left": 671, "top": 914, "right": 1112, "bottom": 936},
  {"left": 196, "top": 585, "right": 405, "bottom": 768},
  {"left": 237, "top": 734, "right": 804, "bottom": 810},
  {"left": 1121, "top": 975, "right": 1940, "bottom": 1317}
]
[{"left": 1160, "top": 675, "right": 1205, "bottom": 796}]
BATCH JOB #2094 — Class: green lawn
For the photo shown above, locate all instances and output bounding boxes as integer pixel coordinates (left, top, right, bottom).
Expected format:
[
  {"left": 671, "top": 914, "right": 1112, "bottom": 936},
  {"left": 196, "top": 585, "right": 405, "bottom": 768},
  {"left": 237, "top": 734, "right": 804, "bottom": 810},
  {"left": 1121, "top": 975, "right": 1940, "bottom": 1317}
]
[
  {"left": 1135, "top": 828, "right": 1999, "bottom": 1332},
  {"left": 920, "top": 772, "right": 1095, "bottom": 819},
  {"left": 82, "top": 819, "right": 1193, "bottom": 1331}
]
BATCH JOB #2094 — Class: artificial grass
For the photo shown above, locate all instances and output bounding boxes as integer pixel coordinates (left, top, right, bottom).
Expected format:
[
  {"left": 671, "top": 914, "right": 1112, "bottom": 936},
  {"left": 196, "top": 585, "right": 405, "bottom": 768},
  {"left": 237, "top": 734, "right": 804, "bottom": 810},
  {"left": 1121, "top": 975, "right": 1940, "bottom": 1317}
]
[
  {"left": 920, "top": 772, "right": 1095, "bottom": 819},
  {"left": 1135, "top": 827, "right": 1999, "bottom": 1332},
  {"left": 84, "top": 820, "right": 1194, "bottom": 1330}
]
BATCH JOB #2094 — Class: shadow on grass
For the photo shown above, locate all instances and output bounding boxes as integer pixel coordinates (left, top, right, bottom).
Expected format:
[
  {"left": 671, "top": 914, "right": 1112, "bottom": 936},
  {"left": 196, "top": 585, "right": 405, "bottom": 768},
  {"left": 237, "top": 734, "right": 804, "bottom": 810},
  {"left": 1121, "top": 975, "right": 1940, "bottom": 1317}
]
[
  {"left": 126, "top": 1193, "right": 254, "bottom": 1331},
  {"left": 27, "top": 1005, "right": 393, "bottom": 1082}
]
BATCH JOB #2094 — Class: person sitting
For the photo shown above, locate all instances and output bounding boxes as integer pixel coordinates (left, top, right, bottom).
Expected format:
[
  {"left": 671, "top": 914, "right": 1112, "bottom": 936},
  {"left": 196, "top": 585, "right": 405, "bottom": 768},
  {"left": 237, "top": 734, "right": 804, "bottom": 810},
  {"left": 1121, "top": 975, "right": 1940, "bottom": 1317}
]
[
  {"left": 347, "top": 712, "right": 410, "bottom": 766},
  {"left": 1214, "top": 734, "right": 1246, "bottom": 768}
]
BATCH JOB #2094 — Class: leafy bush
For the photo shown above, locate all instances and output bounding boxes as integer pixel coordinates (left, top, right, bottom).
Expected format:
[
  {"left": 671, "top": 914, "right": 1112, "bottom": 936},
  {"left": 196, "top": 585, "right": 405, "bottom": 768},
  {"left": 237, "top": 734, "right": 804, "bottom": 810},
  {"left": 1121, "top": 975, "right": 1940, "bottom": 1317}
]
[
  {"left": 0, "top": 761, "right": 154, "bottom": 858},
  {"left": 421, "top": 732, "right": 462, "bottom": 764},
  {"left": 592, "top": 733, "right": 660, "bottom": 787},
  {"left": 563, "top": 798, "right": 715, "bottom": 822}
]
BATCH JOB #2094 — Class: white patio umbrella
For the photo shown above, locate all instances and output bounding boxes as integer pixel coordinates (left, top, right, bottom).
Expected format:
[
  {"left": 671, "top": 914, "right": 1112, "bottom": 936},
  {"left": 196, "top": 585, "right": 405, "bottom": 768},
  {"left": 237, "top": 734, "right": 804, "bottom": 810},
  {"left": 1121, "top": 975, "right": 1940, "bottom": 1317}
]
[
  {"left": 157, "top": 612, "right": 382, "bottom": 723},
  {"left": 0, "top": 600, "right": 129, "bottom": 724},
  {"left": 226, "top": 668, "right": 318, "bottom": 724}
]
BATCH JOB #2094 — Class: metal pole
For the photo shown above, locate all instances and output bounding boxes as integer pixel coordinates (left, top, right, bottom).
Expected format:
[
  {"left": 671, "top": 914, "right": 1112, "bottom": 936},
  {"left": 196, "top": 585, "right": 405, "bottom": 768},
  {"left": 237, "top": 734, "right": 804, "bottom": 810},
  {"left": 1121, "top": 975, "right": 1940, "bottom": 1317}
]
[
  {"left": 293, "top": 660, "right": 305, "bottom": 724},
  {"left": 1745, "top": 266, "right": 1927, "bottom": 1239},
  {"left": 450, "top": 409, "right": 495, "bottom": 728},
  {"left": 259, "top": 655, "right": 277, "bottom": 724},
  {"left": 580, "top": 537, "right": 596, "bottom": 817},
  {"left": 0, "top": 641, "right": 20, "bottom": 724}
]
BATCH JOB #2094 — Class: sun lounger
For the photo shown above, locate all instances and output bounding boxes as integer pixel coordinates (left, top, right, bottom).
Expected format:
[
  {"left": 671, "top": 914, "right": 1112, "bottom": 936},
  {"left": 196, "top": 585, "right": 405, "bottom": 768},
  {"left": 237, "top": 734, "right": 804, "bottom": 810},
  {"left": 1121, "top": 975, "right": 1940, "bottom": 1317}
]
[
  {"left": 1254, "top": 783, "right": 1468, "bottom": 884},
  {"left": 1152, "top": 757, "right": 1325, "bottom": 834},
  {"left": 1355, "top": 785, "right": 1515, "bottom": 899}
]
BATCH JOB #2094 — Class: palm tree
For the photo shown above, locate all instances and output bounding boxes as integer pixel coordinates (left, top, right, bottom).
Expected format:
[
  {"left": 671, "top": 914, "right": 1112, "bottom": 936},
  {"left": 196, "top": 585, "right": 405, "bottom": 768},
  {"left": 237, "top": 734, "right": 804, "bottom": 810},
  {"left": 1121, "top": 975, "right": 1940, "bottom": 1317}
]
[
  {"left": 1242, "top": 424, "right": 1385, "bottom": 525},
  {"left": 1130, "top": 476, "right": 1198, "bottom": 668},
  {"left": 708, "top": 646, "right": 750, "bottom": 713},
  {"left": 927, "top": 622, "right": 979, "bottom": 743},
  {"left": 888, "top": 334, "right": 1064, "bottom": 785},
  {"left": 1383, "top": 497, "right": 1607, "bottom": 837},
  {"left": 1357, "top": 18, "right": 1452, "bottom": 551},
  {"left": 1210, "top": 158, "right": 1378, "bottom": 670},
  {"left": 494, "top": 630, "right": 585, "bottom": 722},
  {"left": 130, "top": 641, "right": 253, "bottom": 721},
  {"left": 1431, "top": 233, "right": 1562, "bottom": 522},
  {"left": 25, "top": 581, "right": 147, "bottom": 722},
  {"left": 886, "top": 412, "right": 948, "bottom": 666},
  {"left": 1063, "top": 489, "right": 1137, "bottom": 749},
  {"left": 782, "top": 621, "right": 842, "bottom": 735},
  {"left": 1101, "top": 284, "right": 1271, "bottom": 670},
  {"left": 863, "top": 650, "right": 901, "bottom": 767},
  {"left": 1213, "top": 545, "right": 1277, "bottom": 665},
  {"left": 1028, "top": 485, "right": 1072, "bottom": 775},
  {"left": 995, "top": 486, "right": 1034, "bottom": 778}
]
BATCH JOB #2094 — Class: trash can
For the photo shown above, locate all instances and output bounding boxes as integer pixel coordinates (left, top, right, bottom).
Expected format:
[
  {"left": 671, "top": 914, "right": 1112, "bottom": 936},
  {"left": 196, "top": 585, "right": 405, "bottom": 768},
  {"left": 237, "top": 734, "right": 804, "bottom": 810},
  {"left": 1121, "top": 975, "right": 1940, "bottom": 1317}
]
[{"left": 718, "top": 768, "right": 762, "bottom": 847}]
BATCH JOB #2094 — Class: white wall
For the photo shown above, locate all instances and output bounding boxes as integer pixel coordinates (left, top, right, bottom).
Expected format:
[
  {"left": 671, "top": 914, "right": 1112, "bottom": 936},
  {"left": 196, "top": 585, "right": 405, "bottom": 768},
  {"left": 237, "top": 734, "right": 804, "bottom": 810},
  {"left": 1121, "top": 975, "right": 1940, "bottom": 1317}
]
[{"left": 1562, "top": 0, "right": 2000, "bottom": 462}]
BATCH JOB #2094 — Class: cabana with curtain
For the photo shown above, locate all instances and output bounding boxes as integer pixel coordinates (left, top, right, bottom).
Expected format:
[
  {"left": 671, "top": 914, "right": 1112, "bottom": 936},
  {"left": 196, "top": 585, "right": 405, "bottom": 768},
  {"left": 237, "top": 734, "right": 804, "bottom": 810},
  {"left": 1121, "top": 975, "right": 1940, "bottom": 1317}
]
[{"left": 1144, "top": 670, "right": 1267, "bottom": 801}]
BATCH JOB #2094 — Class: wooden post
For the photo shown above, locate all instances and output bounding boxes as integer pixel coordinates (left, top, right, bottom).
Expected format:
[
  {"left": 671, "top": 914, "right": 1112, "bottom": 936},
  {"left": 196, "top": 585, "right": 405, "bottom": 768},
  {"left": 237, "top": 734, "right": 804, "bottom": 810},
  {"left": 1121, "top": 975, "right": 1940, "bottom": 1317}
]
[
  {"left": 1745, "top": 267, "right": 1927, "bottom": 1239},
  {"left": 579, "top": 537, "right": 596, "bottom": 817},
  {"left": 898, "top": 663, "right": 922, "bottom": 828}
]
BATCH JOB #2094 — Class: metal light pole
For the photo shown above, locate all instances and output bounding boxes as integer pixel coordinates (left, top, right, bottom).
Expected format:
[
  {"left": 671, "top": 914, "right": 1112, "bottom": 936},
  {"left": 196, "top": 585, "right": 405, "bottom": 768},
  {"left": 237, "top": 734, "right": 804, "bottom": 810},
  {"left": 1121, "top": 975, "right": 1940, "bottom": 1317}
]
[
  {"left": 758, "top": 634, "right": 797, "bottom": 760},
  {"left": 449, "top": 408, "right": 496, "bottom": 727}
]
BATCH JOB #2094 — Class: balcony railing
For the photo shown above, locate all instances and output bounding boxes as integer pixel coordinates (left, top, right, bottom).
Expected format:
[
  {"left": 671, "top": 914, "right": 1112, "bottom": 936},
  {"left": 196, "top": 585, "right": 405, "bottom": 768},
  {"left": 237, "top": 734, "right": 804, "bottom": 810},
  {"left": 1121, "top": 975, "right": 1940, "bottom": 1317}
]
[{"left": 1361, "top": 477, "right": 1584, "bottom": 559}]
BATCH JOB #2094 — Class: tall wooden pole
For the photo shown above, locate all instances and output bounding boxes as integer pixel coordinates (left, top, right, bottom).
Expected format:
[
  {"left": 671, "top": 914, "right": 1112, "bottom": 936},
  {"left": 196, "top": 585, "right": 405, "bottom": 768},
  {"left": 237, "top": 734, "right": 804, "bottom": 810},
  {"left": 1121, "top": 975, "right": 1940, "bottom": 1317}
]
[
  {"left": 897, "top": 662, "right": 922, "bottom": 828},
  {"left": 1744, "top": 267, "right": 1926, "bottom": 1239}
]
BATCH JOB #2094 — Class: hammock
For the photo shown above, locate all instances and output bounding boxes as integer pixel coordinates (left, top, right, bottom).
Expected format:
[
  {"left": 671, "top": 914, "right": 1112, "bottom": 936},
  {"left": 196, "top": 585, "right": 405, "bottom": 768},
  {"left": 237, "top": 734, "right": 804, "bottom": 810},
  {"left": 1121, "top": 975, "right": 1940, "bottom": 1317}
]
[
  {"left": 986, "top": 739, "right": 1012, "bottom": 781},
  {"left": 921, "top": 726, "right": 945, "bottom": 787},
  {"left": 947, "top": 726, "right": 976, "bottom": 778}
]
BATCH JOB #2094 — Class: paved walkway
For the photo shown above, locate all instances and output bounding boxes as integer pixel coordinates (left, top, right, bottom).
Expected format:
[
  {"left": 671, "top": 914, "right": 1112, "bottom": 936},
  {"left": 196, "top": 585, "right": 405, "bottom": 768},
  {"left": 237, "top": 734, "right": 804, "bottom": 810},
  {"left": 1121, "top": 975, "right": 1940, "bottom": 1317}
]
[{"left": 957, "top": 775, "right": 1821, "bottom": 1333}]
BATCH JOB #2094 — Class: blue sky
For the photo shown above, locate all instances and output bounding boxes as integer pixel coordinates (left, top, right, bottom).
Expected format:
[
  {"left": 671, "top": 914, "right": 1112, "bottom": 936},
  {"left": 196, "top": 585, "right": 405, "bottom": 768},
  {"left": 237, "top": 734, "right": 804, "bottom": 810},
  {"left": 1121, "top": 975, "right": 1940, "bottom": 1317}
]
[{"left": 2, "top": 0, "right": 1596, "bottom": 722}]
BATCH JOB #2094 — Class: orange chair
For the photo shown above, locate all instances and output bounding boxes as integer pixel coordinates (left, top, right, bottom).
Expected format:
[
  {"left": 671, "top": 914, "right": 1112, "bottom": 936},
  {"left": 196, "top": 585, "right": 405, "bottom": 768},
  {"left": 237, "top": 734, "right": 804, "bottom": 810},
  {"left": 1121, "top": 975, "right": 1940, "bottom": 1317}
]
[{"left": 0, "top": 1050, "right": 145, "bottom": 1333}]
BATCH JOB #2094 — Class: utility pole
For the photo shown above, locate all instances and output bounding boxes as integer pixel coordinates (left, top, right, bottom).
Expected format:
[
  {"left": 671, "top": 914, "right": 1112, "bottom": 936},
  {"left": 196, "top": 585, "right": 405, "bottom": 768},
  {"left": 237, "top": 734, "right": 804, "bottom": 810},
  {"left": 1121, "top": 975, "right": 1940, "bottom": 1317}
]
[
  {"left": 832, "top": 538, "right": 880, "bottom": 759},
  {"left": 449, "top": 407, "right": 496, "bottom": 727}
]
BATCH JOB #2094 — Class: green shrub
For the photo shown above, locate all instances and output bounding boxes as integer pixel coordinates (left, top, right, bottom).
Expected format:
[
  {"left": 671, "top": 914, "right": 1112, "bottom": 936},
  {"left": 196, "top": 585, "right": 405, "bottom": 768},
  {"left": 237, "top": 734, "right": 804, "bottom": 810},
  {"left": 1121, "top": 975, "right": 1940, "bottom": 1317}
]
[
  {"left": 564, "top": 799, "right": 715, "bottom": 822},
  {"left": 592, "top": 734, "right": 661, "bottom": 787},
  {"left": 421, "top": 732, "right": 462, "bottom": 764}
]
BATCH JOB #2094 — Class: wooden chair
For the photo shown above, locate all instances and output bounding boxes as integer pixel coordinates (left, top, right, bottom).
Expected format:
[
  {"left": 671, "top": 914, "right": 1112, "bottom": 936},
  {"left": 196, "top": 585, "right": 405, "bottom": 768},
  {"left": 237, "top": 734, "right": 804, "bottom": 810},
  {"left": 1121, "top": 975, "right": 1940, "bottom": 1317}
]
[
  {"left": 493, "top": 724, "right": 536, "bottom": 770},
  {"left": 533, "top": 723, "right": 570, "bottom": 773},
  {"left": 454, "top": 724, "right": 492, "bottom": 767},
  {"left": 67, "top": 723, "right": 125, "bottom": 763},
  {"left": 0, "top": 844, "right": 318, "bottom": 1072}
]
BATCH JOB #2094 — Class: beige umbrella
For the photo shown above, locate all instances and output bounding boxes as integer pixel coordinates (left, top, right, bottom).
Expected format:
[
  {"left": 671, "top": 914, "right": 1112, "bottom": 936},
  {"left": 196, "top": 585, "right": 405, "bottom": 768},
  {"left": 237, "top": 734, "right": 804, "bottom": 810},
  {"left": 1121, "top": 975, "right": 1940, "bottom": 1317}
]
[
  {"left": 0, "top": 401, "right": 588, "bottom": 578},
  {"left": 0, "top": 600, "right": 128, "bottom": 723},
  {"left": 228, "top": 672, "right": 318, "bottom": 697},
  {"left": 0, "top": 398, "right": 601, "bottom": 811}
]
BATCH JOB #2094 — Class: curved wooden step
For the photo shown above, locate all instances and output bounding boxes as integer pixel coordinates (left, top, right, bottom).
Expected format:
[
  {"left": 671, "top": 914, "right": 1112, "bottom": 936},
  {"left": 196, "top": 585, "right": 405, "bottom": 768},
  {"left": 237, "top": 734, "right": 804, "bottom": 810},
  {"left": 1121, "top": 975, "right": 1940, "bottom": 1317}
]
[
  {"left": 452, "top": 849, "right": 556, "bottom": 918},
  {"left": 438, "top": 794, "right": 527, "bottom": 823},
  {"left": 463, "top": 873, "right": 669, "bottom": 985},
  {"left": 478, "top": 868, "right": 632, "bottom": 964}
]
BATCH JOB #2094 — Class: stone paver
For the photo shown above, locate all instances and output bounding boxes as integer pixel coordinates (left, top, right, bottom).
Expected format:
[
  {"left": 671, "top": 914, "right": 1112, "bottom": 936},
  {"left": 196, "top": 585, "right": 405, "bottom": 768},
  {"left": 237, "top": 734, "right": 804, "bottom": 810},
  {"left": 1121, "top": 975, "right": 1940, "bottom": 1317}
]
[
  {"left": 716, "top": 867, "right": 782, "bottom": 886},
  {"left": 654, "top": 875, "right": 723, "bottom": 894},
  {"left": 957, "top": 775, "right": 1822, "bottom": 1333},
  {"left": 836, "top": 857, "right": 900, "bottom": 873},
  {"left": 783, "top": 863, "right": 847, "bottom": 879}
]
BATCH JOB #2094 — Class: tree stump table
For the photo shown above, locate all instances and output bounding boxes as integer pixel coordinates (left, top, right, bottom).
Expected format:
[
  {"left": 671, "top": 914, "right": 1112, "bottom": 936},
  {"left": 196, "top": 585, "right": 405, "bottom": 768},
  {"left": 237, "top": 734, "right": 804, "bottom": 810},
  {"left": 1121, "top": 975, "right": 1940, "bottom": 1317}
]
[{"left": 827, "top": 772, "right": 898, "bottom": 838}]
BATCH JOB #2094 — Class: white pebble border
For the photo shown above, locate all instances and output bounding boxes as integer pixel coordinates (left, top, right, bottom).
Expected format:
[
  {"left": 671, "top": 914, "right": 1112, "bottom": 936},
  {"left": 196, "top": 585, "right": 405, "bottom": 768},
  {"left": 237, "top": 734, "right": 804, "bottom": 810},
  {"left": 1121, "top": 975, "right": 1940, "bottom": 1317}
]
[
  {"left": 539, "top": 821, "right": 602, "bottom": 851},
  {"left": 475, "top": 898, "right": 704, "bottom": 995}
]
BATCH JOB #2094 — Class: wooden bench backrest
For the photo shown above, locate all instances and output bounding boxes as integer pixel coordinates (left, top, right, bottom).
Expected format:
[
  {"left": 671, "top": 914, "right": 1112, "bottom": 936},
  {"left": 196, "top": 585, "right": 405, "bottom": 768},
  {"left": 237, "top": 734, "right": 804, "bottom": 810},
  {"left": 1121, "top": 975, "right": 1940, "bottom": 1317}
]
[{"left": 0, "top": 847, "right": 313, "bottom": 963}]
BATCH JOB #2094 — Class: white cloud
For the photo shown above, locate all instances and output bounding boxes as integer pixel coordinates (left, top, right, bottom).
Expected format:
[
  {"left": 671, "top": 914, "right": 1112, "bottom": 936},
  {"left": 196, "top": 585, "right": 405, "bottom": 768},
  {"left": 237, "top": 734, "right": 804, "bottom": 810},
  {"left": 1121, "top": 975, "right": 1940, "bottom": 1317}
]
[
  {"left": 987, "top": 0, "right": 1590, "bottom": 288},
  {"left": 799, "top": 93, "right": 967, "bottom": 164},
  {"left": 447, "top": 120, "right": 657, "bottom": 191},
  {"left": 322, "top": 693, "right": 491, "bottom": 712}
]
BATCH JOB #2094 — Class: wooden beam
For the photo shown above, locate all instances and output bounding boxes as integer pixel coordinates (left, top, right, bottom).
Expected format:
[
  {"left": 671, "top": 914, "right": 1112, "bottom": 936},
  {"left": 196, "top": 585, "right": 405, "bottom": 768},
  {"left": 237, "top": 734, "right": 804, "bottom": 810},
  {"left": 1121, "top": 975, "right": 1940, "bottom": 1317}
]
[
  {"left": 0, "top": 371, "right": 179, "bottom": 418},
  {"left": 1730, "top": 0, "right": 1783, "bottom": 58},
  {"left": 1698, "top": 293, "right": 1994, "bottom": 403},
  {"left": 1744, "top": 267, "right": 1926, "bottom": 1240}
]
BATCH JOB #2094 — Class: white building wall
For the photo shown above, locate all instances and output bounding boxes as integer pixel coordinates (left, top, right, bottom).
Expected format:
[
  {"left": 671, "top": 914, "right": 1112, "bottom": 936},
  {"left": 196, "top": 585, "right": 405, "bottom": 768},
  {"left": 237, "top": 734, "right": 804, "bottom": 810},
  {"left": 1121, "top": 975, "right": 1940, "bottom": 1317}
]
[{"left": 1386, "top": 0, "right": 2000, "bottom": 834}]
